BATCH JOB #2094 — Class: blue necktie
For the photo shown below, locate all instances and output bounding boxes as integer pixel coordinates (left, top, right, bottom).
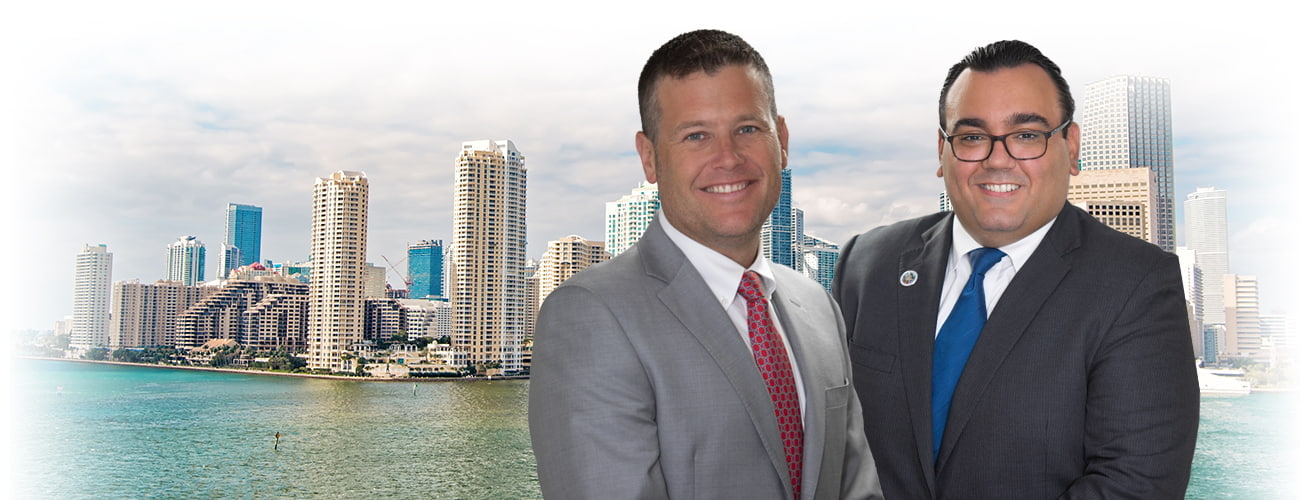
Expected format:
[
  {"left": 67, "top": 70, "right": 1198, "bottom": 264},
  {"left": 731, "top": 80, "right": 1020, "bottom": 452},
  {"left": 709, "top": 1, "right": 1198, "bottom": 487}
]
[{"left": 931, "top": 247, "right": 1005, "bottom": 462}]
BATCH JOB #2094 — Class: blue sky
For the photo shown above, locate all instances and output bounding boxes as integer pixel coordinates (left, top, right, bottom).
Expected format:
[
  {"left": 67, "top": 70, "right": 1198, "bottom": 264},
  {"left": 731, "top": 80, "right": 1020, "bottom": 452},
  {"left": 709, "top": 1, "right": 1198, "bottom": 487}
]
[{"left": 3, "top": 1, "right": 1295, "bottom": 332}]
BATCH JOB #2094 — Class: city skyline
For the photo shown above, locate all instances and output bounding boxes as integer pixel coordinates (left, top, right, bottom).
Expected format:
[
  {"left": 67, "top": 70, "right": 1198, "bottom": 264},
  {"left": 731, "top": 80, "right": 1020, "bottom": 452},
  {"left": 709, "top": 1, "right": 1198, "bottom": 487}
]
[{"left": 6, "top": 3, "right": 1295, "bottom": 332}]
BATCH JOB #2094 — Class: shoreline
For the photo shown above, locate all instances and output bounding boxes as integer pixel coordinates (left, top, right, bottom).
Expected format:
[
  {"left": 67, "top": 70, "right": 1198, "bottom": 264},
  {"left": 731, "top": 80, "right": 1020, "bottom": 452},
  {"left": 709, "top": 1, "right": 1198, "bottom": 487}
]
[{"left": 17, "top": 356, "right": 529, "bottom": 383}]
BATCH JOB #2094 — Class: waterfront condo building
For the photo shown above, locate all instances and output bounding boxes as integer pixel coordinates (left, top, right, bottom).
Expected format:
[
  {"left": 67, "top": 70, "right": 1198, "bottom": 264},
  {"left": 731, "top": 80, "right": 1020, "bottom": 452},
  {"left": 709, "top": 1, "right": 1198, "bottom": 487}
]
[
  {"left": 800, "top": 234, "right": 839, "bottom": 293},
  {"left": 1223, "top": 274, "right": 1263, "bottom": 361},
  {"left": 1067, "top": 167, "right": 1157, "bottom": 244},
  {"left": 176, "top": 275, "right": 309, "bottom": 352},
  {"left": 408, "top": 239, "right": 445, "bottom": 299},
  {"left": 1186, "top": 187, "right": 1229, "bottom": 327},
  {"left": 1079, "top": 75, "right": 1175, "bottom": 251},
  {"left": 452, "top": 140, "right": 526, "bottom": 374},
  {"left": 536, "top": 235, "right": 609, "bottom": 307},
  {"left": 166, "top": 236, "right": 206, "bottom": 286},
  {"left": 306, "top": 170, "right": 369, "bottom": 371},
  {"left": 109, "top": 279, "right": 212, "bottom": 348},
  {"left": 604, "top": 181, "right": 659, "bottom": 257},
  {"left": 220, "top": 203, "right": 263, "bottom": 277},
  {"left": 71, "top": 244, "right": 113, "bottom": 349}
]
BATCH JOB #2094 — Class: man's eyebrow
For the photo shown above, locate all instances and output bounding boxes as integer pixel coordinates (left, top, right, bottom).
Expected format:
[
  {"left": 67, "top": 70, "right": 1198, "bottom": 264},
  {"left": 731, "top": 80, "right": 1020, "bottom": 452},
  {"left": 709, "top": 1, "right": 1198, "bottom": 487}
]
[
  {"left": 949, "top": 117, "right": 986, "bottom": 132},
  {"left": 1008, "top": 112, "right": 1050, "bottom": 127}
]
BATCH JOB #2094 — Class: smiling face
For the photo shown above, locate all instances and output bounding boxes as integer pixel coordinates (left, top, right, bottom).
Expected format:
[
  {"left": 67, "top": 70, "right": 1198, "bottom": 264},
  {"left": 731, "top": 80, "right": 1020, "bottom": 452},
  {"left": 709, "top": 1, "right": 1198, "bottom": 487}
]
[
  {"left": 937, "top": 63, "right": 1080, "bottom": 248},
  {"left": 636, "top": 64, "right": 788, "bottom": 266}
]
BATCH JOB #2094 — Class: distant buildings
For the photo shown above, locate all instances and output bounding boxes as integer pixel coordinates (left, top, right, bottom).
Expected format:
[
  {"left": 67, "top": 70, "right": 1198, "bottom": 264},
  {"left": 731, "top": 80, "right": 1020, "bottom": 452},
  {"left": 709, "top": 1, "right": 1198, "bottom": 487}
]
[
  {"left": 1067, "top": 167, "right": 1156, "bottom": 244},
  {"left": 71, "top": 244, "right": 113, "bottom": 348},
  {"left": 536, "top": 235, "right": 609, "bottom": 306},
  {"left": 1224, "top": 274, "right": 1263, "bottom": 360},
  {"left": 800, "top": 235, "right": 839, "bottom": 293},
  {"left": 452, "top": 139, "right": 527, "bottom": 374},
  {"left": 306, "top": 170, "right": 370, "bottom": 371},
  {"left": 605, "top": 181, "right": 659, "bottom": 257},
  {"left": 220, "top": 203, "right": 263, "bottom": 277},
  {"left": 110, "top": 280, "right": 211, "bottom": 348},
  {"left": 408, "top": 240, "right": 444, "bottom": 299},
  {"left": 1080, "top": 75, "right": 1175, "bottom": 251},
  {"left": 166, "top": 236, "right": 206, "bottom": 286}
]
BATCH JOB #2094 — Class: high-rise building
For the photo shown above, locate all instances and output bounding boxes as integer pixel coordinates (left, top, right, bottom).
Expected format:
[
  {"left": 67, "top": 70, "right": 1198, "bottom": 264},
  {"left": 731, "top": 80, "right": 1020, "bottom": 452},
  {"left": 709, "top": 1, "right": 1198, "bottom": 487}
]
[
  {"left": 408, "top": 240, "right": 444, "bottom": 299},
  {"left": 452, "top": 140, "right": 527, "bottom": 374},
  {"left": 523, "top": 259, "right": 539, "bottom": 340},
  {"left": 365, "top": 263, "right": 387, "bottom": 298},
  {"left": 176, "top": 275, "right": 308, "bottom": 352},
  {"left": 761, "top": 169, "right": 799, "bottom": 270},
  {"left": 71, "top": 244, "right": 113, "bottom": 349},
  {"left": 800, "top": 235, "right": 839, "bottom": 293},
  {"left": 166, "top": 236, "right": 206, "bottom": 286},
  {"left": 1259, "top": 314, "right": 1290, "bottom": 353},
  {"left": 1176, "top": 246, "right": 1205, "bottom": 358},
  {"left": 1067, "top": 167, "right": 1157, "bottom": 244},
  {"left": 1079, "top": 75, "right": 1175, "bottom": 251},
  {"left": 1185, "top": 187, "right": 1229, "bottom": 326},
  {"left": 306, "top": 170, "right": 369, "bottom": 371},
  {"left": 605, "top": 181, "right": 660, "bottom": 257},
  {"left": 1223, "top": 274, "right": 1263, "bottom": 361},
  {"left": 536, "top": 235, "right": 610, "bottom": 306},
  {"left": 109, "top": 280, "right": 211, "bottom": 348},
  {"left": 221, "top": 204, "right": 263, "bottom": 277}
]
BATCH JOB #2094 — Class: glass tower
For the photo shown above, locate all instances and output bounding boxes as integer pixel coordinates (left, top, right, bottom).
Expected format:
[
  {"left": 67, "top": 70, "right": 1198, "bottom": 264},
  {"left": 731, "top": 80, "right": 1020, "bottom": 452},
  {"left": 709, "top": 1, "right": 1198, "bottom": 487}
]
[
  {"left": 408, "top": 240, "right": 444, "bottom": 299},
  {"left": 222, "top": 203, "right": 263, "bottom": 276}
]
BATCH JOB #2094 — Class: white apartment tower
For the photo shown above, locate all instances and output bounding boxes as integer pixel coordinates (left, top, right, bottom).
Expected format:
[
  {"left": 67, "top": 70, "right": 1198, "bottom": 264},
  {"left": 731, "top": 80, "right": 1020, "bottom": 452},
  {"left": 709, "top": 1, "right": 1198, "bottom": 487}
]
[
  {"left": 452, "top": 140, "right": 526, "bottom": 374},
  {"left": 1185, "top": 187, "right": 1229, "bottom": 325},
  {"left": 605, "top": 181, "right": 659, "bottom": 257},
  {"left": 306, "top": 170, "right": 369, "bottom": 371},
  {"left": 536, "top": 235, "right": 610, "bottom": 306},
  {"left": 71, "top": 244, "right": 113, "bottom": 348},
  {"left": 166, "top": 235, "right": 206, "bottom": 286},
  {"left": 1079, "top": 75, "right": 1175, "bottom": 251},
  {"left": 1223, "top": 274, "right": 1262, "bottom": 360}
]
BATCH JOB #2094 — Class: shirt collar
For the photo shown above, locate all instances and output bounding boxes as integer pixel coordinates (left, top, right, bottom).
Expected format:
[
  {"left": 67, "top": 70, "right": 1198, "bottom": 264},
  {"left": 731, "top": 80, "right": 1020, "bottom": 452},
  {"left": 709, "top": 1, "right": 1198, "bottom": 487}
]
[
  {"left": 950, "top": 214, "right": 1056, "bottom": 272},
  {"left": 659, "top": 211, "right": 777, "bottom": 308}
]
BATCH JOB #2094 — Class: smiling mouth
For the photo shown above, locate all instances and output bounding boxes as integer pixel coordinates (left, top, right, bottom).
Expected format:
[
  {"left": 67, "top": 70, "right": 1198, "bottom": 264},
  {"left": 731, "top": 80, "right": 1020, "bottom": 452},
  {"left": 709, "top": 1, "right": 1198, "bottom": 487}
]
[
  {"left": 981, "top": 183, "right": 1020, "bottom": 193},
  {"left": 704, "top": 182, "right": 750, "bottom": 194}
]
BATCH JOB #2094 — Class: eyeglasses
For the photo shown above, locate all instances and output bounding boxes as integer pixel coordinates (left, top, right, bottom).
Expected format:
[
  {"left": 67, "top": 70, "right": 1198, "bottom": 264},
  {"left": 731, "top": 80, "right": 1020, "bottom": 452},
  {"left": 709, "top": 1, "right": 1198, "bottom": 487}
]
[{"left": 940, "top": 120, "right": 1072, "bottom": 162}]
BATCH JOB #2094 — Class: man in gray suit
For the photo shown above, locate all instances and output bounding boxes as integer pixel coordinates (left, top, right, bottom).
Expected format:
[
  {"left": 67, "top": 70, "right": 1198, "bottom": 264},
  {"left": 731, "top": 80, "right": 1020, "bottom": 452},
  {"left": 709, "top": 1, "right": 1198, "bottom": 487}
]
[
  {"left": 529, "top": 29, "right": 882, "bottom": 499},
  {"left": 833, "top": 40, "right": 1198, "bottom": 499}
]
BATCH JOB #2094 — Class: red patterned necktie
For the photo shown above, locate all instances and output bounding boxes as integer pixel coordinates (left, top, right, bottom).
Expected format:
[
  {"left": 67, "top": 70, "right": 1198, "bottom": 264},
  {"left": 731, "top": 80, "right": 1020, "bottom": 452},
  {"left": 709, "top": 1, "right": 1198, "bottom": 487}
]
[{"left": 737, "top": 270, "right": 803, "bottom": 498}]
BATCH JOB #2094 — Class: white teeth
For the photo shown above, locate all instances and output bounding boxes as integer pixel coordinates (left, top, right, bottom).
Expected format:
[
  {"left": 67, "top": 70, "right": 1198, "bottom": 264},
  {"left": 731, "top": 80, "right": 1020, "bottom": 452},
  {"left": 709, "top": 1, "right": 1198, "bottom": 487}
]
[
  {"left": 705, "top": 182, "right": 748, "bottom": 194},
  {"left": 983, "top": 184, "right": 1019, "bottom": 193}
]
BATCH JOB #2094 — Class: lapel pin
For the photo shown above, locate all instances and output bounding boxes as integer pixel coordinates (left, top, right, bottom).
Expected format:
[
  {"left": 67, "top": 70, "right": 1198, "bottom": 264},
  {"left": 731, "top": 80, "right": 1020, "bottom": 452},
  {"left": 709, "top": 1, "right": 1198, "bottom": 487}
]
[{"left": 899, "top": 270, "right": 918, "bottom": 287}]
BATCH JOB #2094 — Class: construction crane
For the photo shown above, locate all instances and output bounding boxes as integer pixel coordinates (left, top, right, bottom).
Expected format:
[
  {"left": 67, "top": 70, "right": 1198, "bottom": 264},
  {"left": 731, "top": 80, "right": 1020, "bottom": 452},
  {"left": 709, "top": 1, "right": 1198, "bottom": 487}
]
[{"left": 382, "top": 255, "right": 413, "bottom": 289}]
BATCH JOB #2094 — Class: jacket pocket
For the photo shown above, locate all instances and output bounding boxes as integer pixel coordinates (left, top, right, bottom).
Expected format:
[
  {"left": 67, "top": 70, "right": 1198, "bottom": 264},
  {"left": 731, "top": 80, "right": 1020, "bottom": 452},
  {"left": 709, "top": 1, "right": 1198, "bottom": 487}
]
[{"left": 849, "top": 342, "right": 896, "bottom": 374}]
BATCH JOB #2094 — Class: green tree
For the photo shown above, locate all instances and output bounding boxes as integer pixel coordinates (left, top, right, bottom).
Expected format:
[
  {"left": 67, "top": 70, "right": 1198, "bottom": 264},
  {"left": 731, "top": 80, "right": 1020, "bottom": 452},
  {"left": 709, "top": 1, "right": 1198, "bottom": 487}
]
[{"left": 84, "top": 348, "right": 109, "bottom": 361}]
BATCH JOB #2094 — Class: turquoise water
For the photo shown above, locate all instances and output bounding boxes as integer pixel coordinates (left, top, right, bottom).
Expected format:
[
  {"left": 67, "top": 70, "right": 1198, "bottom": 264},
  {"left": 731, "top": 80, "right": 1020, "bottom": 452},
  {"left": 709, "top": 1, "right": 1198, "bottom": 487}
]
[{"left": 9, "top": 358, "right": 1296, "bottom": 499}]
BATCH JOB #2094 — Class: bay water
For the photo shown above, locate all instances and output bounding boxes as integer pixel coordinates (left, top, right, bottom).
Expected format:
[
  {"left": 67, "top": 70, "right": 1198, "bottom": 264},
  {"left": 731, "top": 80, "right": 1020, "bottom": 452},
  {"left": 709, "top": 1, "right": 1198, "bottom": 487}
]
[{"left": 8, "top": 358, "right": 1296, "bottom": 499}]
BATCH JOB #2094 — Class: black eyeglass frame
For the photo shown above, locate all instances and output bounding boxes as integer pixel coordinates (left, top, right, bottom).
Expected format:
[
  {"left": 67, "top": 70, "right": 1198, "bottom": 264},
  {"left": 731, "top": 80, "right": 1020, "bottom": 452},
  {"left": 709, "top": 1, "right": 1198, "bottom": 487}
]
[{"left": 940, "top": 119, "right": 1073, "bottom": 162}]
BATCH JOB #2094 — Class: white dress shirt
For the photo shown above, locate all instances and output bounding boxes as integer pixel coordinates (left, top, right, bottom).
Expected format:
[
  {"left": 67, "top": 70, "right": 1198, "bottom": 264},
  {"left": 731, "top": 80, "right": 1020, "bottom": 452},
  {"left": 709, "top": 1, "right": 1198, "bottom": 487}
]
[
  {"left": 660, "top": 213, "right": 807, "bottom": 420},
  {"left": 935, "top": 217, "right": 1057, "bottom": 337}
]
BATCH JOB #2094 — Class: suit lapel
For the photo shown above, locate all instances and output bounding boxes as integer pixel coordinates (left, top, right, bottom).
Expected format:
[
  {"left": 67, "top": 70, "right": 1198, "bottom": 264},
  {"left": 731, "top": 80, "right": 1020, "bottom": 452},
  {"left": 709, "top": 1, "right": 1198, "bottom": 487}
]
[
  {"left": 900, "top": 214, "right": 954, "bottom": 492},
  {"left": 939, "top": 205, "right": 1080, "bottom": 464},
  {"left": 639, "top": 219, "right": 793, "bottom": 494},
  {"left": 771, "top": 283, "right": 826, "bottom": 499}
]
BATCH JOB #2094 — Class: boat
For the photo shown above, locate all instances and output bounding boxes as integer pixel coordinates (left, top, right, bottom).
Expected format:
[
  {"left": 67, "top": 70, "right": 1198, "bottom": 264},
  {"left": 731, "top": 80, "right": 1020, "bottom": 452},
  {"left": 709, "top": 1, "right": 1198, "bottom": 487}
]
[{"left": 1196, "top": 361, "right": 1251, "bottom": 396}]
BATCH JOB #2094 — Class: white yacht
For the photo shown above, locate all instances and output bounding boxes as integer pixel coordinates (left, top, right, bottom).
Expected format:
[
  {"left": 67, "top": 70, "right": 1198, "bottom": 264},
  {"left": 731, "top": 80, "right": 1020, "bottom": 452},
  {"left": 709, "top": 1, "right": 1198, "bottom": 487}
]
[{"left": 1196, "top": 360, "right": 1251, "bottom": 396}]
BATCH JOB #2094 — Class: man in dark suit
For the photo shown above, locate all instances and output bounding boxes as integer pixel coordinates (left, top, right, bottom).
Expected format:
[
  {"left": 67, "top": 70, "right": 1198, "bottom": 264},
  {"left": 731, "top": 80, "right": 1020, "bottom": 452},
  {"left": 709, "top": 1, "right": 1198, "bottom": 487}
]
[
  {"left": 529, "top": 30, "right": 882, "bottom": 499},
  {"left": 833, "top": 40, "right": 1198, "bottom": 499}
]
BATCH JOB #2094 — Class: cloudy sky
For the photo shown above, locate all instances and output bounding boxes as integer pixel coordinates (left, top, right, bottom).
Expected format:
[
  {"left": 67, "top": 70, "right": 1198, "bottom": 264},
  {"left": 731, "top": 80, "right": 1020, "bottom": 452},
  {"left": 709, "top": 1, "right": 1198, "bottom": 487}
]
[{"left": 4, "top": 1, "right": 1295, "bottom": 332}]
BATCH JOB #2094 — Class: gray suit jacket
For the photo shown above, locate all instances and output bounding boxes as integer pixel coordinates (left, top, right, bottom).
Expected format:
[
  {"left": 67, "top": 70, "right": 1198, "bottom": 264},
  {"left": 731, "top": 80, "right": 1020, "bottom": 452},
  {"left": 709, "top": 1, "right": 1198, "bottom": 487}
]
[
  {"left": 530, "top": 217, "right": 882, "bottom": 499},
  {"left": 833, "top": 204, "right": 1198, "bottom": 499}
]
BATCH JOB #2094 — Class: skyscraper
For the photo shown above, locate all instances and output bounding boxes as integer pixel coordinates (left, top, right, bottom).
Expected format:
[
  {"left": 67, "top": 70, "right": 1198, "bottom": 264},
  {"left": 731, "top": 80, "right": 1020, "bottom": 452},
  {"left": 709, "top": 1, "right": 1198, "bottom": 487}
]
[
  {"left": 408, "top": 240, "right": 444, "bottom": 299},
  {"left": 109, "top": 280, "right": 210, "bottom": 348},
  {"left": 306, "top": 170, "right": 369, "bottom": 371},
  {"left": 761, "top": 168, "right": 798, "bottom": 270},
  {"left": 221, "top": 203, "right": 263, "bottom": 277},
  {"left": 166, "top": 236, "right": 206, "bottom": 286},
  {"left": 452, "top": 139, "right": 526, "bottom": 374},
  {"left": 801, "top": 235, "right": 839, "bottom": 293},
  {"left": 1185, "top": 187, "right": 1229, "bottom": 326},
  {"left": 1224, "top": 274, "right": 1262, "bottom": 361},
  {"left": 1079, "top": 75, "right": 1175, "bottom": 251},
  {"left": 71, "top": 244, "right": 113, "bottom": 349},
  {"left": 605, "top": 181, "right": 659, "bottom": 257},
  {"left": 536, "top": 235, "right": 609, "bottom": 306}
]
